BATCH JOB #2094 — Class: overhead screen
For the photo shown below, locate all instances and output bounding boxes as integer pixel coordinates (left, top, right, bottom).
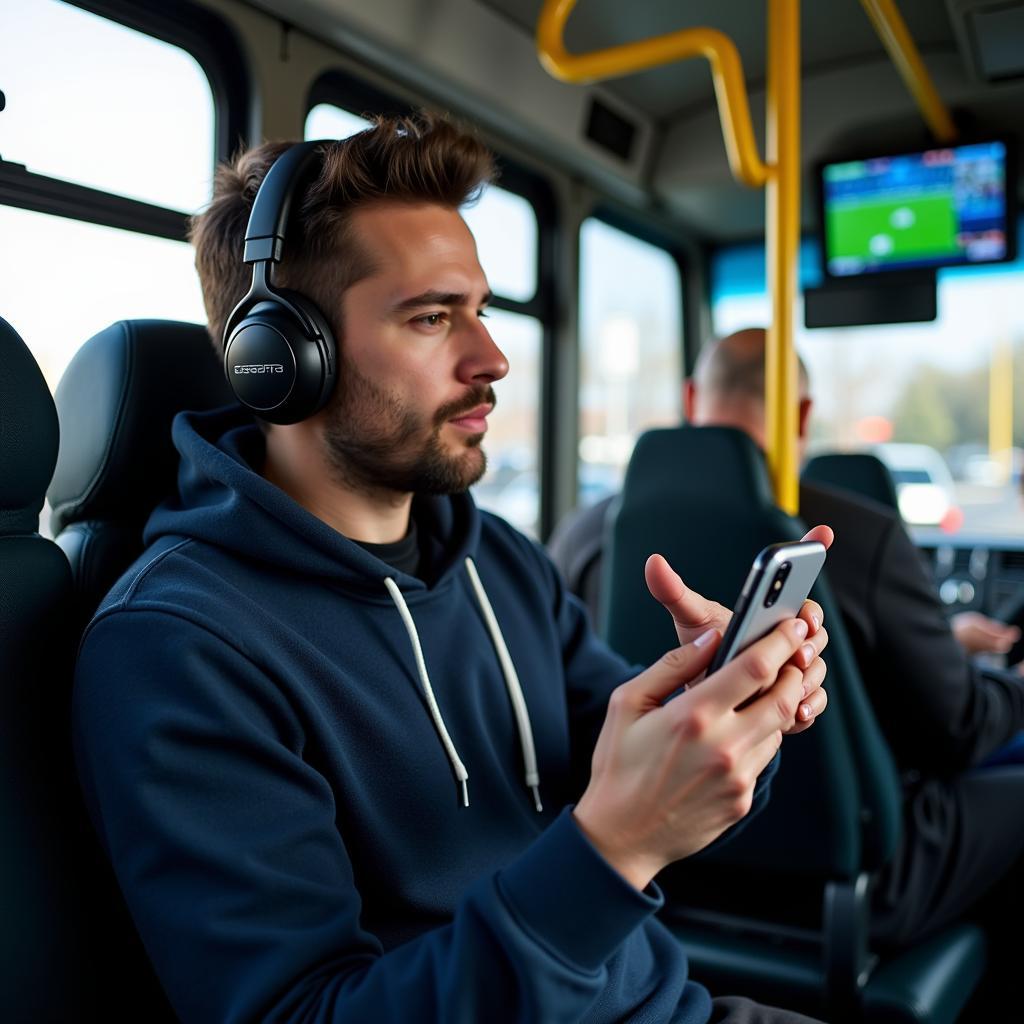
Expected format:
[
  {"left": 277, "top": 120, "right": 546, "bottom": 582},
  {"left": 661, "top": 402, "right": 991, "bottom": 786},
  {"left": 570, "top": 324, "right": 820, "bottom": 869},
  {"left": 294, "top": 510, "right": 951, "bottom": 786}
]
[{"left": 819, "top": 139, "right": 1014, "bottom": 277}]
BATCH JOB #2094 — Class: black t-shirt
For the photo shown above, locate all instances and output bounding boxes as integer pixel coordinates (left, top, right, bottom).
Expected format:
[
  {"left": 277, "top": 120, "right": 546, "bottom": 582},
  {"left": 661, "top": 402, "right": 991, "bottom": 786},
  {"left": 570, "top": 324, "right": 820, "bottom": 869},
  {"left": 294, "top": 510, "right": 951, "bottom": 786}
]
[{"left": 354, "top": 518, "right": 421, "bottom": 577}]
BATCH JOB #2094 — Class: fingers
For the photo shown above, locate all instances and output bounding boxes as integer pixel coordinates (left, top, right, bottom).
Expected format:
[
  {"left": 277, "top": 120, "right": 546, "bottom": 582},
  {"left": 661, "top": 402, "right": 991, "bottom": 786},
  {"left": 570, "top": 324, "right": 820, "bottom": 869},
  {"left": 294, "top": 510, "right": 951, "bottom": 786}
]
[
  {"left": 644, "top": 554, "right": 732, "bottom": 640},
  {"left": 792, "top": 624, "right": 828, "bottom": 669},
  {"left": 736, "top": 663, "right": 806, "bottom": 738},
  {"left": 801, "top": 524, "right": 834, "bottom": 550},
  {"left": 799, "top": 599, "right": 824, "bottom": 635},
  {"left": 744, "top": 727, "right": 784, "bottom": 779},
  {"left": 613, "top": 629, "right": 721, "bottom": 713},
  {"left": 701, "top": 618, "right": 809, "bottom": 712},
  {"left": 786, "top": 672, "right": 828, "bottom": 734}
]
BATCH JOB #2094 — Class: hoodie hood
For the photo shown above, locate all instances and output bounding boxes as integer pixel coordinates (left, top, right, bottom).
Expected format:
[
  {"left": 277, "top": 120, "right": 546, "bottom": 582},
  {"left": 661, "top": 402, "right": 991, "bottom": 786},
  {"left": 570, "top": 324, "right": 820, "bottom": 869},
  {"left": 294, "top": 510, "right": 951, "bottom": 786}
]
[
  {"left": 145, "top": 402, "right": 540, "bottom": 811},
  {"left": 145, "top": 404, "right": 480, "bottom": 597}
]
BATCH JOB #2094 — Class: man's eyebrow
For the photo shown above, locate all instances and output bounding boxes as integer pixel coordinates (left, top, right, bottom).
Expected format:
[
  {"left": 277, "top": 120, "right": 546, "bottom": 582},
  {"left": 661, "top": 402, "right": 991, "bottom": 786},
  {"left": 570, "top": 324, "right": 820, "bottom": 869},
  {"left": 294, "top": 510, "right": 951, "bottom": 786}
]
[{"left": 391, "top": 290, "right": 492, "bottom": 314}]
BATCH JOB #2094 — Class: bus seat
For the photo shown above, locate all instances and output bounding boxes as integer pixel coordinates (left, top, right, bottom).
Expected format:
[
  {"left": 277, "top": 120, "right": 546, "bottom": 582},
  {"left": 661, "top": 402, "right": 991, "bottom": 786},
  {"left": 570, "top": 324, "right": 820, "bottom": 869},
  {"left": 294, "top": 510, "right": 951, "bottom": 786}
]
[
  {"left": 0, "top": 316, "right": 173, "bottom": 1017},
  {"left": 803, "top": 452, "right": 900, "bottom": 512},
  {"left": 602, "top": 425, "right": 985, "bottom": 1023},
  {"left": 48, "top": 319, "right": 233, "bottom": 625}
]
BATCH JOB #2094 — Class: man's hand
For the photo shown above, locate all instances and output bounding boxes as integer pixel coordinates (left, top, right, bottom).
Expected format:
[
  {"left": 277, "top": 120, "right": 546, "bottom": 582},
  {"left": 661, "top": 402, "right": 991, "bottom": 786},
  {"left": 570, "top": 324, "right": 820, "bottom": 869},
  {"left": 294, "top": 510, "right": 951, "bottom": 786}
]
[
  {"left": 643, "top": 524, "right": 833, "bottom": 732},
  {"left": 574, "top": 618, "right": 812, "bottom": 891},
  {"left": 644, "top": 525, "right": 833, "bottom": 650},
  {"left": 951, "top": 611, "right": 1020, "bottom": 656}
]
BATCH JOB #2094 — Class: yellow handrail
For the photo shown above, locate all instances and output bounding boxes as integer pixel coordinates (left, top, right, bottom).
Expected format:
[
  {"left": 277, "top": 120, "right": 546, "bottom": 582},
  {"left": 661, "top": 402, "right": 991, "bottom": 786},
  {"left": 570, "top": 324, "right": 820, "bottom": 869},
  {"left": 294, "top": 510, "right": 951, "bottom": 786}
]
[
  {"left": 765, "top": 0, "right": 801, "bottom": 514},
  {"left": 536, "top": 0, "right": 768, "bottom": 189},
  {"left": 536, "top": 0, "right": 801, "bottom": 512},
  {"left": 859, "top": 0, "right": 957, "bottom": 143}
]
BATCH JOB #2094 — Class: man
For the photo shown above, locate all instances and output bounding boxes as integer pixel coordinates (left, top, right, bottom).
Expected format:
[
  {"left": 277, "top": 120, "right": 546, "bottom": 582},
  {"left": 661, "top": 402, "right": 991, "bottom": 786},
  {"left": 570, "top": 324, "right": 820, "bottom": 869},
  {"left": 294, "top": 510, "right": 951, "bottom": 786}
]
[
  {"left": 71, "top": 118, "right": 830, "bottom": 1024},
  {"left": 549, "top": 326, "right": 1024, "bottom": 972}
]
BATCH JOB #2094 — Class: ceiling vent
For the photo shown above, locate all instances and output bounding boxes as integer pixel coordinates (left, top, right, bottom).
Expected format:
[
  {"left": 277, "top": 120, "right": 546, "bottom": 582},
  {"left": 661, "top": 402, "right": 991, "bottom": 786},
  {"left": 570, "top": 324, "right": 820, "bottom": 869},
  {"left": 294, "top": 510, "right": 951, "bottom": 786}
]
[{"left": 947, "top": 0, "right": 1024, "bottom": 82}]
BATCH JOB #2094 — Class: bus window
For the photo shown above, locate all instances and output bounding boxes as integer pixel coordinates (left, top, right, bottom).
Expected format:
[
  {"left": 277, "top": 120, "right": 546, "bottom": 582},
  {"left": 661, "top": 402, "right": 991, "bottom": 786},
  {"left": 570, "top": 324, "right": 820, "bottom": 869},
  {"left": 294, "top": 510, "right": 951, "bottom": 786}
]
[
  {"left": 2, "top": 0, "right": 214, "bottom": 212},
  {"left": 711, "top": 234, "right": 1024, "bottom": 540},
  {"left": 0, "top": 207, "right": 205, "bottom": 394},
  {"left": 305, "top": 103, "right": 371, "bottom": 141},
  {"left": 462, "top": 188, "right": 537, "bottom": 303},
  {"left": 0, "top": 2, "right": 217, "bottom": 394},
  {"left": 578, "top": 218, "right": 683, "bottom": 506}
]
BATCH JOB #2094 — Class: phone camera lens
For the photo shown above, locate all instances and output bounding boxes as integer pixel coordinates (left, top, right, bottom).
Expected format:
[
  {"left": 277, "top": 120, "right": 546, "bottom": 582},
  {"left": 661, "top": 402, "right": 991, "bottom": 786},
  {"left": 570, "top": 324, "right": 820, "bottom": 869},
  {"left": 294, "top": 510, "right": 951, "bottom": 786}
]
[{"left": 763, "top": 562, "right": 792, "bottom": 608}]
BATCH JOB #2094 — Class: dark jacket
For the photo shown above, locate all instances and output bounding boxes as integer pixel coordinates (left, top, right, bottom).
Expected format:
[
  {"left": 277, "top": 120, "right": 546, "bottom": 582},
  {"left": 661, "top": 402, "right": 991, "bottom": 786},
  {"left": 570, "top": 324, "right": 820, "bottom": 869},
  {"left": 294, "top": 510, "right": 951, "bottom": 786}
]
[{"left": 72, "top": 405, "right": 771, "bottom": 1024}]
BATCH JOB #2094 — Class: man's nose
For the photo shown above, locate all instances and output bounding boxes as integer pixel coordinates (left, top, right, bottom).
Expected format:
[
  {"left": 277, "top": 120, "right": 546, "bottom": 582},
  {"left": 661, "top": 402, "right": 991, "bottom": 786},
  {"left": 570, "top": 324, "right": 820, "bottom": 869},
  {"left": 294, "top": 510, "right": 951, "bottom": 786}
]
[{"left": 456, "top": 316, "right": 509, "bottom": 385}]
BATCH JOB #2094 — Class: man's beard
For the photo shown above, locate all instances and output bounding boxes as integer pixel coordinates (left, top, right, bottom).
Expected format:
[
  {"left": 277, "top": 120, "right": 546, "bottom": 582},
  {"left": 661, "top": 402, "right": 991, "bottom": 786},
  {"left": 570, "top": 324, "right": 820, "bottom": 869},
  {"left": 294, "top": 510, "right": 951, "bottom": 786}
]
[{"left": 322, "top": 355, "right": 494, "bottom": 496}]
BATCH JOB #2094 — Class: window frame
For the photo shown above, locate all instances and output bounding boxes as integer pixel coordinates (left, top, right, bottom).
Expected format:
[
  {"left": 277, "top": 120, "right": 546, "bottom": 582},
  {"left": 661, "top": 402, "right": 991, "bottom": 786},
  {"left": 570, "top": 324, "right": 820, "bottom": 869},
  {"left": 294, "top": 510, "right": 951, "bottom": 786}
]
[{"left": 0, "top": 0, "right": 251, "bottom": 241}]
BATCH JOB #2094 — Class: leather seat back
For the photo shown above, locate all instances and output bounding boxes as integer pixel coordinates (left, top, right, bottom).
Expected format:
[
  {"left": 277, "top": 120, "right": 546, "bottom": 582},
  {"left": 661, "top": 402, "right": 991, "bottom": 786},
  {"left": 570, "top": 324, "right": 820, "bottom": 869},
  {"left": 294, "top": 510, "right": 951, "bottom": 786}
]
[
  {"left": 0, "top": 317, "right": 151, "bottom": 1015},
  {"left": 48, "top": 319, "right": 233, "bottom": 626}
]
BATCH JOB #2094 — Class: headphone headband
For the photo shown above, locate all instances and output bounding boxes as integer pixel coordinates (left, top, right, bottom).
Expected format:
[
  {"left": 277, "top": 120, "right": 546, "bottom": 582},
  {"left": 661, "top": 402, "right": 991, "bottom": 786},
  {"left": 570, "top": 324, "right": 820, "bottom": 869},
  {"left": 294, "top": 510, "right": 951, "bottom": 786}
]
[{"left": 243, "top": 140, "right": 327, "bottom": 265}]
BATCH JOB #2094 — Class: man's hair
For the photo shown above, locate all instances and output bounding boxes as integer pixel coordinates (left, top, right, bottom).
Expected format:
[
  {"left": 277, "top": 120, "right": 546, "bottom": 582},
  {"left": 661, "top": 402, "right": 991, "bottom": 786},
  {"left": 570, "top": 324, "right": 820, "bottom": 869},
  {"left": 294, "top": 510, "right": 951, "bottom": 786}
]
[
  {"left": 693, "top": 327, "right": 810, "bottom": 403},
  {"left": 189, "top": 111, "right": 496, "bottom": 351}
]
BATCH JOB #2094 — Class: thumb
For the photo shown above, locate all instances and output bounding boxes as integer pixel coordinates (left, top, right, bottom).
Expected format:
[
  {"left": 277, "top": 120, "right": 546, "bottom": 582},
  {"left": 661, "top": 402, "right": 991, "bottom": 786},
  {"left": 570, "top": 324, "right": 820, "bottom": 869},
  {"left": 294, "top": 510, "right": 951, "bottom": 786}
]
[
  {"left": 645, "top": 554, "right": 722, "bottom": 634},
  {"left": 617, "top": 629, "right": 721, "bottom": 713}
]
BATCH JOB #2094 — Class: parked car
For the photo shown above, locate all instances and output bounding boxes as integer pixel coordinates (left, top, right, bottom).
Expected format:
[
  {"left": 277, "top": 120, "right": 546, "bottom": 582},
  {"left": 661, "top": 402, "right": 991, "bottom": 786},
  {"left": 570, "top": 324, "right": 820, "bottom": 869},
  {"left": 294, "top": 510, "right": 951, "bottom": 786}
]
[{"left": 873, "top": 443, "right": 957, "bottom": 526}]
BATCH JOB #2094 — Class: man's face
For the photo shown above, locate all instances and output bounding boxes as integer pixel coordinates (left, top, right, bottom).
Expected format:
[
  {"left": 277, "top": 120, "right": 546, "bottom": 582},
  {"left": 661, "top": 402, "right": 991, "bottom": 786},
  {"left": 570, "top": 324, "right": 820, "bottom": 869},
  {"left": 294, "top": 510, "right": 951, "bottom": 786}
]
[{"left": 321, "top": 202, "right": 507, "bottom": 496}]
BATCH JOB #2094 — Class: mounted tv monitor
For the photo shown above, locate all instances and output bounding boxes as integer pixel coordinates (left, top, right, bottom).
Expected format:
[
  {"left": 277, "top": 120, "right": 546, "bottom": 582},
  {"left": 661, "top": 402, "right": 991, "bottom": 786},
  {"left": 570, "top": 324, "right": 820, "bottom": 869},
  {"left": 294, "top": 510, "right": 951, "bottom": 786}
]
[{"left": 819, "top": 139, "right": 1016, "bottom": 278}]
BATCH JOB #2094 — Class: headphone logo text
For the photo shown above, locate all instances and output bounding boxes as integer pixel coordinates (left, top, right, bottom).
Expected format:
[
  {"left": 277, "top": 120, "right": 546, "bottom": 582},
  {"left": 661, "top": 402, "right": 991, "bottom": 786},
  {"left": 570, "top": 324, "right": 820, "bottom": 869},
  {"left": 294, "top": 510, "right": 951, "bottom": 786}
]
[{"left": 234, "top": 364, "right": 285, "bottom": 374}]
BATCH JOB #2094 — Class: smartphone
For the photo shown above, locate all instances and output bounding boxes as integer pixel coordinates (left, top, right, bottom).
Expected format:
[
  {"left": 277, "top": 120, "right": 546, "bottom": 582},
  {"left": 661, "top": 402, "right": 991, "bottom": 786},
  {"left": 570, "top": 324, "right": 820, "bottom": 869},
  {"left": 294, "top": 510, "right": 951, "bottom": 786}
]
[{"left": 707, "top": 540, "right": 827, "bottom": 676}]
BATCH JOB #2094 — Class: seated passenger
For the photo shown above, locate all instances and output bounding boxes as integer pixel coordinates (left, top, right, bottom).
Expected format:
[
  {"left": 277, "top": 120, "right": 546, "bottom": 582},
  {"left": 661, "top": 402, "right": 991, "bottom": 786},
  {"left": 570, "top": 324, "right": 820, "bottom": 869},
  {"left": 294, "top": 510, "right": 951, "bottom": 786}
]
[
  {"left": 549, "top": 326, "right": 1024, "bottom": 1000},
  {"left": 71, "top": 119, "right": 831, "bottom": 1024}
]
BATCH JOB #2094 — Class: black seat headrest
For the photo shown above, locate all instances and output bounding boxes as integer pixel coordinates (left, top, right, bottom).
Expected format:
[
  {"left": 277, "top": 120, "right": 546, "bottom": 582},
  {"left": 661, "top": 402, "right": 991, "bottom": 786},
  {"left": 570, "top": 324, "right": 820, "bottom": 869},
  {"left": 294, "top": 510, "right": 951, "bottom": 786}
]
[
  {"left": 621, "top": 424, "right": 777, "bottom": 511},
  {"left": 47, "top": 320, "right": 235, "bottom": 535},
  {"left": 0, "top": 316, "right": 60, "bottom": 534},
  {"left": 803, "top": 451, "right": 900, "bottom": 512}
]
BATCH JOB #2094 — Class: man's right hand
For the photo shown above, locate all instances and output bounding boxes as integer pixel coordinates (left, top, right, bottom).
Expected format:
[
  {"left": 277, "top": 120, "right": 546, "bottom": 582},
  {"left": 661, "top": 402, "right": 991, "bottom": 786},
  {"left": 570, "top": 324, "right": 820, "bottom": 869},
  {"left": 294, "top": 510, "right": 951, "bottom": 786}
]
[{"left": 573, "top": 617, "right": 814, "bottom": 891}]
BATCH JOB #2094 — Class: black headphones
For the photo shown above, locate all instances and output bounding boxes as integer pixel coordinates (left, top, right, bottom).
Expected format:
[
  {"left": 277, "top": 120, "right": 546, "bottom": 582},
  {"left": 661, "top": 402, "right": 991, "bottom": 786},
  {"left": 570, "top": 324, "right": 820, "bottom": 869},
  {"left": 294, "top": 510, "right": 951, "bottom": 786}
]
[{"left": 222, "top": 141, "right": 337, "bottom": 424}]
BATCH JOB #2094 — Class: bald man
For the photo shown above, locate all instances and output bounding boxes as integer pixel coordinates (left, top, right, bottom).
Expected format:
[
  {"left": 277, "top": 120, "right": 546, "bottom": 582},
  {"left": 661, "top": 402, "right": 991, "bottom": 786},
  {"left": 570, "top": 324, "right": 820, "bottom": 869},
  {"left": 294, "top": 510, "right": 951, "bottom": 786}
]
[{"left": 549, "top": 328, "right": 1024, "bottom": 990}]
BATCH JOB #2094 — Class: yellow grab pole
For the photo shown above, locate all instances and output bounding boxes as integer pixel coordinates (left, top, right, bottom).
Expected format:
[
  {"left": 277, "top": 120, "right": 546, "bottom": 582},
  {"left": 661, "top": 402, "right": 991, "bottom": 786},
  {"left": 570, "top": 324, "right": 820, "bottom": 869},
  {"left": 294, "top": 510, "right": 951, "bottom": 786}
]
[
  {"left": 765, "top": 0, "right": 801, "bottom": 514},
  {"left": 859, "top": 0, "right": 957, "bottom": 144},
  {"left": 536, "top": 0, "right": 768, "bottom": 188},
  {"left": 536, "top": 0, "right": 802, "bottom": 511},
  {"left": 989, "top": 337, "right": 1014, "bottom": 484}
]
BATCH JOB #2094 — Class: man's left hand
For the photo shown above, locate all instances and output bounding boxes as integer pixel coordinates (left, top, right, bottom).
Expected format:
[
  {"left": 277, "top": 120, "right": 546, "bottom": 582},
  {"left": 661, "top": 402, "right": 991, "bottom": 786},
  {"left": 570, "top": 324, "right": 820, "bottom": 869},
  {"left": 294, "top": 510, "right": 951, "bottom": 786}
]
[{"left": 644, "top": 524, "right": 834, "bottom": 734}]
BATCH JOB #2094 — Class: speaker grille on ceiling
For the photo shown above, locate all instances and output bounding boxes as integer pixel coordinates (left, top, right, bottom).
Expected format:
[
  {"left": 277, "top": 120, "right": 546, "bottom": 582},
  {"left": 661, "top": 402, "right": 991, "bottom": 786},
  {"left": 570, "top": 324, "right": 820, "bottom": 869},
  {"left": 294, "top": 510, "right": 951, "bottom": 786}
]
[{"left": 585, "top": 97, "right": 637, "bottom": 162}]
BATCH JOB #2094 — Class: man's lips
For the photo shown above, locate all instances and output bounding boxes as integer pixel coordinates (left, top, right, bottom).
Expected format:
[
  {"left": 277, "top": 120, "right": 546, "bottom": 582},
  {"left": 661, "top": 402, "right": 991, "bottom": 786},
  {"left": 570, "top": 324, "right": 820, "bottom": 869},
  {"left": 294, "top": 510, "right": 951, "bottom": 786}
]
[{"left": 448, "top": 404, "right": 493, "bottom": 432}]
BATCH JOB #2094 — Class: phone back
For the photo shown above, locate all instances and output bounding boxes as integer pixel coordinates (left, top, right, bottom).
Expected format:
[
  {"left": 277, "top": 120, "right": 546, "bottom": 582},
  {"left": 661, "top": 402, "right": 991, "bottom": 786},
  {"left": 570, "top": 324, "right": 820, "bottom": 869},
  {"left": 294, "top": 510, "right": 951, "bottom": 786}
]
[{"left": 714, "top": 541, "right": 827, "bottom": 668}]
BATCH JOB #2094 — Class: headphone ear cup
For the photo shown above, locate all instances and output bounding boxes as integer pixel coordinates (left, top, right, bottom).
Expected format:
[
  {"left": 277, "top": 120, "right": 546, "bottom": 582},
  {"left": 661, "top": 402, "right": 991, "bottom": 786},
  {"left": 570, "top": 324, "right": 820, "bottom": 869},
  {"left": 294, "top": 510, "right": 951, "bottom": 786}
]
[{"left": 224, "top": 293, "right": 336, "bottom": 425}]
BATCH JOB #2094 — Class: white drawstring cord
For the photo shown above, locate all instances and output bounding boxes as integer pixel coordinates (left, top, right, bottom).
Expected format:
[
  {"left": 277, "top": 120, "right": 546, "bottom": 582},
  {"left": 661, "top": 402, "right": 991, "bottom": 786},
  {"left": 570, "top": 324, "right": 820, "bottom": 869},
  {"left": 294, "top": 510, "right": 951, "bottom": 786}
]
[
  {"left": 384, "top": 577, "right": 470, "bottom": 807},
  {"left": 464, "top": 558, "right": 543, "bottom": 813}
]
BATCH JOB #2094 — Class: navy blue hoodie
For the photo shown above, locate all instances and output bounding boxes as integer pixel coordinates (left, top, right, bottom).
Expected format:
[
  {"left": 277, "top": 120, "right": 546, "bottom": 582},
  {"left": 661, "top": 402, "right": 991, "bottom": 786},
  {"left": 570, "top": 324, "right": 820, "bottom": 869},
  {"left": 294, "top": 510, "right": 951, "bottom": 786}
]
[{"left": 73, "top": 405, "right": 772, "bottom": 1023}]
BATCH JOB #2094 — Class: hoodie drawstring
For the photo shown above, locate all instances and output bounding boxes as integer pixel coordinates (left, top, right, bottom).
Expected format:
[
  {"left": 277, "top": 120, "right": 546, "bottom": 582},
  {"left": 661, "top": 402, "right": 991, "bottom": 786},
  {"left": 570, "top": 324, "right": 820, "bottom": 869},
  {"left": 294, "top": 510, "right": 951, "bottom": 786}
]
[
  {"left": 383, "top": 561, "right": 543, "bottom": 813},
  {"left": 384, "top": 577, "right": 470, "bottom": 808},
  {"left": 464, "top": 558, "right": 543, "bottom": 813}
]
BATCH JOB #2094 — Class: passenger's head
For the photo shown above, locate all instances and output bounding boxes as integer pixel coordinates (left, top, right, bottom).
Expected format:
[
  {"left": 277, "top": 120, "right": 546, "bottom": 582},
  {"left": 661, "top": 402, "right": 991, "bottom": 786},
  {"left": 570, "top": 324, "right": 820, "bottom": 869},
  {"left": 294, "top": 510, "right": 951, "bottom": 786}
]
[
  {"left": 190, "top": 112, "right": 509, "bottom": 496},
  {"left": 683, "top": 327, "right": 813, "bottom": 458}
]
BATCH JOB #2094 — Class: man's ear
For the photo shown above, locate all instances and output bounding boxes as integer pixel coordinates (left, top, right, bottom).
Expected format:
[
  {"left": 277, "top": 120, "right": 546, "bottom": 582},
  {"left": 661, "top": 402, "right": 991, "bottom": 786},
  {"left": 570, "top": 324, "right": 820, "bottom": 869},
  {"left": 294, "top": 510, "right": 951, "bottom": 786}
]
[
  {"left": 683, "top": 379, "right": 697, "bottom": 423},
  {"left": 798, "top": 397, "right": 813, "bottom": 440}
]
